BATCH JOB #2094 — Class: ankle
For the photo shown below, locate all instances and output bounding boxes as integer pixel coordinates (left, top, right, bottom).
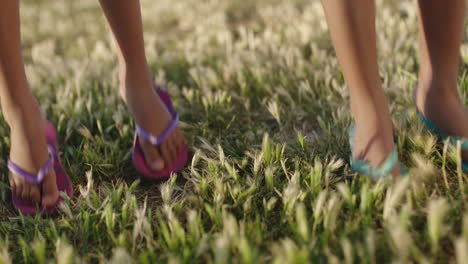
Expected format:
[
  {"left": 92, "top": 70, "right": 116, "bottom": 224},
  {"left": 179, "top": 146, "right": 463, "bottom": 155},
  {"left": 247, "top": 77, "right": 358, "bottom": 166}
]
[
  {"left": 416, "top": 80, "right": 461, "bottom": 113},
  {"left": 118, "top": 64, "right": 153, "bottom": 95},
  {"left": 354, "top": 120, "right": 394, "bottom": 140},
  {"left": 3, "top": 100, "right": 43, "bottom": 129},
  {"left": 417, "top": 73, "right": 458, "bottom": 97},
  {"left": 352, "top": 102, "right": 393, "bottom": 130},
  {"left": 117, "top": 54, "right": 151, "bottom": 79}
]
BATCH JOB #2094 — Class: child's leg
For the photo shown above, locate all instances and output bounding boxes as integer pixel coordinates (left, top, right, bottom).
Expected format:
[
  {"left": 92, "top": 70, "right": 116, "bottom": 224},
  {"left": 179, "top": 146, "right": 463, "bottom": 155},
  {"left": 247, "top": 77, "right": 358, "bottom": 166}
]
[
  {"left": 98, "top": 0, "right": 185, "bottom": 170},
  {"left": 0, "top": 0, "right": 58, "bottom": 206},
  {"left": 321, "top": 0, "right": 400, "bottom": 174},
  {"left": 415, "top": 0, "right": 468, "bottom": 159}
]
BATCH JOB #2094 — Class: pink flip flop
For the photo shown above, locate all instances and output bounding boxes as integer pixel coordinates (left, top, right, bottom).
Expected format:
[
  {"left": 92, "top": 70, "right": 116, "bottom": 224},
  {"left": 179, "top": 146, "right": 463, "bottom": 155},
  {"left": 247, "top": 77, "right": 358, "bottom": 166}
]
[
  {"left": 132, "top": 87, "right": 188, "bottom": 180},
  {"left": 9, "top": 121, "right": 73, "bottom": 216}
]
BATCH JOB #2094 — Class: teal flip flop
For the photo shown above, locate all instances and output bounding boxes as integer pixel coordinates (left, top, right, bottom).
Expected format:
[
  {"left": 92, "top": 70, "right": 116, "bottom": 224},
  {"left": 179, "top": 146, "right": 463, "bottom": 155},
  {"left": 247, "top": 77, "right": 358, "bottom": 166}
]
[
  {"left": 416, "top": 111, "right": 468, "bottom": 172},
  {"left": 349, "top": 124, "right": 407, "bottom": 180}
]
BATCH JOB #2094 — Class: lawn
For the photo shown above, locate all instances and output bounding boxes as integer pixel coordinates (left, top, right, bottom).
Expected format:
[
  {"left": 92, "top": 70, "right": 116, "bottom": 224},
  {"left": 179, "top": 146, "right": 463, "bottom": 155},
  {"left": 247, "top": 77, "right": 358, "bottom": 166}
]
[{"left": 0, "top": 0, "right": 467, "bottom": 263}]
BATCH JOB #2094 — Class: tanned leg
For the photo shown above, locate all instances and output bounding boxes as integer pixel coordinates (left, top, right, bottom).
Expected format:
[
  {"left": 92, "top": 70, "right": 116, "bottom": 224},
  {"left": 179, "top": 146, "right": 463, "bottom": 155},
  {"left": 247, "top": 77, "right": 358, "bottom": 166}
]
[
  {"left": 0, "top": 0, "right": 58, "bottom": 206},
  {"left": 98, "top": 0, "right": 185, "bottom": 170},
  {"left": 415, "top": 0, "right": 468, "bottom": 160},
  {"left": 321, "top": 0, "right": 400, "bottom": 175}
]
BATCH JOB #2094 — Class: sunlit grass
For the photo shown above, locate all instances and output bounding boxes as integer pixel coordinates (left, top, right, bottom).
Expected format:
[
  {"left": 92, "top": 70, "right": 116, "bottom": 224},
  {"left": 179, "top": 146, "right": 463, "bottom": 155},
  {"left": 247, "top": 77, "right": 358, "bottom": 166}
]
[{"left": 0, "top": 0, "right": 467, "bottom": 262}]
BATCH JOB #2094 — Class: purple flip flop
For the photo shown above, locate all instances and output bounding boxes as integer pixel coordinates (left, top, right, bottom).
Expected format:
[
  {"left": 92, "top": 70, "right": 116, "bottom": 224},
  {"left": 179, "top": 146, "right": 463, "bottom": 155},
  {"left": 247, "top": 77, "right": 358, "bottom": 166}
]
[
  {"left": 132, "top": 87, "right": 188, "bottom": 180},
  {"left": 9, "top": 121, "right": 73, "bottom": 216}
]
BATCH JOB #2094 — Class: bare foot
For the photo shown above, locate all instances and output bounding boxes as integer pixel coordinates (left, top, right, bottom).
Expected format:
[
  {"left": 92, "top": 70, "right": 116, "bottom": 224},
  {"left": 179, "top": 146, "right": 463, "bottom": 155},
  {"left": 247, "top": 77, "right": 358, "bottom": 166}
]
[
  {"left": 352, "top": 113, "right": 402, "bottom": 178},
  {"left": 415, "top": 81, "right": 468, "bottom": 161},
  {"left": 119, "top": 68, "right": 185, "bottom": 170},
  {"left": 7, "top": 101, "right": 59, "bottom": 207}
]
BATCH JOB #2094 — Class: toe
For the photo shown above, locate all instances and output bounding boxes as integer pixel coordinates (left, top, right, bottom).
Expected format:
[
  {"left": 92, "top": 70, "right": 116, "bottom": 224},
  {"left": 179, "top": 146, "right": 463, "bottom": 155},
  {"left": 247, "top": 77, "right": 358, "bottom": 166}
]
[
  {"left": 176, "top": 129, "right": 186, "bottom": 152},
  {"left": 41, "top": 171, "right": 59, "bottom": 207},
  {"left": 21, "top": 184, "right": 31, "bottom": 204},
  {"left": 169, "top": 135, "right": 179, "bottom": 164},
  {"left": 9, "top": 175, "right": 17, "bottom": 197},
  {"left": 142, "top": 141, "right": 164, "bottom": 171},
  {"left": 13, "top": 177, "right": 23, "bottom": 200},
  {"left": 161, "top": 141, "right": 173, "bottom": 168},
  {"left": 30, "top": 185, "right": 41, "bottom": 204}
]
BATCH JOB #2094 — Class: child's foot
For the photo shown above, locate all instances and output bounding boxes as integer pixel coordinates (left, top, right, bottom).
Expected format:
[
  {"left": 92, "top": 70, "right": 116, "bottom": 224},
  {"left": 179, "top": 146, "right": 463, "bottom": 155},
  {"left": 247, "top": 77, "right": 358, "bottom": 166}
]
[
  {"left": 119, "top": 68, "right": 185, "bottom": 170},
  {"left": 7, "top": 102, "right": 59, "bottom": 207},
  {"left": 415, "top": 81, "right": 468, "bottom": 161},
  {"left": 352, "top": 114, "right": 402, "bottom": 178}
]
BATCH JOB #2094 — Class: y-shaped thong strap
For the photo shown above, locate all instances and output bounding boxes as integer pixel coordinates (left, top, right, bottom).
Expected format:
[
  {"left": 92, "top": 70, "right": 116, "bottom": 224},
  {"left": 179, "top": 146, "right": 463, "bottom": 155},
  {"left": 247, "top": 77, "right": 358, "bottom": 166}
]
[
  {"left": 135, "top": 105, "right": 180, "bottom": 146},
  {"left": 7, "top": 144, "right": 55, "bottom": 184}
]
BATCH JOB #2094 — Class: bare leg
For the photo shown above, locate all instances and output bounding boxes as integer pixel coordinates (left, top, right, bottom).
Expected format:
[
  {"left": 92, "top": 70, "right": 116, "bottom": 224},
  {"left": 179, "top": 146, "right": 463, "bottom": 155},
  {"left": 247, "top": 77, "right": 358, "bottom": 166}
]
[
  {"left": 0, "top": 0, "right": 58, "bottom": 206},
  {"left": 98, "top": 0, "right": 185, "bottom": 170},
  {"left": 321, "top": 0, "right": 400, "bottom": 175},
  {"left": 415, "top": 0, "right": 468, "bottom": 160}
]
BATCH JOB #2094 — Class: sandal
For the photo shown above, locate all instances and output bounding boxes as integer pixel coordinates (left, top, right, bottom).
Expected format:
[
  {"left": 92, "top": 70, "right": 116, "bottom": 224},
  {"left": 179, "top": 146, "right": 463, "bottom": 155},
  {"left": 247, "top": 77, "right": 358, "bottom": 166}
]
[
  {"left": 413, "top": 85, "right": 468, "bottom": 172},
  {"left": 416, "top": 111, "right": 468, "bottom": 172},
  {"left": 349, "top": 124, "right": 407, "bottom": 180},
  {"left": 132, "top": 87, "right": 188, "bottom": 180},
  {"left": 9, "top": 121, "right": 73, "bottom": 216}
]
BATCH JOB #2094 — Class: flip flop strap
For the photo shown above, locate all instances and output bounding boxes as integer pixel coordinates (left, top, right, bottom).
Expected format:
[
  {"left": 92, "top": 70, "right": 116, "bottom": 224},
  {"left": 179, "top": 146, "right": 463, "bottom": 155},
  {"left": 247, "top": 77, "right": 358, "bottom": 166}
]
[
  {"left": 136, "top": 112, "right": 179, "bottom": 146},
  {"left": 463, "top": 161, "right": 468, "bottom": 172},
  {"left": 7, "top": 144, "right": 55, "bottom": 184},
  {"left": 417, "top": 111, "right": 468, "bottom": 150},
  {"left": 449, "top": 136, "right": 468, "bottom": 150},
  {"left": 350, "top": 148, "right": 399, "bottom": 180}
]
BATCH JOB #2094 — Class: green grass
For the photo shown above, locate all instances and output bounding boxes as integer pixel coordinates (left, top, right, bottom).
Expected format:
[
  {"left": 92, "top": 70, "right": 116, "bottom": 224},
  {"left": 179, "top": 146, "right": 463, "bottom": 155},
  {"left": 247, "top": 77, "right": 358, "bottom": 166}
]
[{"left": 1, "top": 0, "right": 468, "bottom": 262}]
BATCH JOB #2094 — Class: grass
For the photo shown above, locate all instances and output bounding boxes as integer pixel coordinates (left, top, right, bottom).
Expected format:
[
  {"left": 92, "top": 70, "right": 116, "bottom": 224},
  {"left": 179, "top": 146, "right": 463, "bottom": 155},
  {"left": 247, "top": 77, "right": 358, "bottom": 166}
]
[{"left": 0, "top": 0, "right": 467, "bottom": 262}]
